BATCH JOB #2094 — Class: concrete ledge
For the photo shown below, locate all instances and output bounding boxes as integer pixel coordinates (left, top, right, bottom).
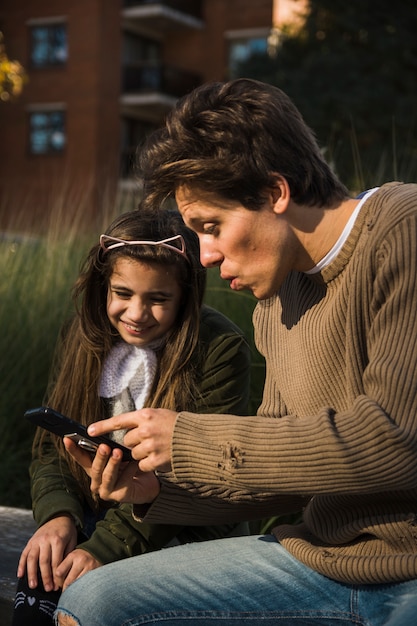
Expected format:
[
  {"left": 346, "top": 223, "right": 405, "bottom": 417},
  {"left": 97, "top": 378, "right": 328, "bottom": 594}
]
[{"left": 0, "top": 506, "right": 36, "bottom": 625}]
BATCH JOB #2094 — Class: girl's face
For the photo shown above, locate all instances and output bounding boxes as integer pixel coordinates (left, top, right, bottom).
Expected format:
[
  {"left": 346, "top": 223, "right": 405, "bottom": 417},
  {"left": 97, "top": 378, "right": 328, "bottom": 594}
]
[{"left": 106, "top": 257, "right": 183, "bottom": 347}]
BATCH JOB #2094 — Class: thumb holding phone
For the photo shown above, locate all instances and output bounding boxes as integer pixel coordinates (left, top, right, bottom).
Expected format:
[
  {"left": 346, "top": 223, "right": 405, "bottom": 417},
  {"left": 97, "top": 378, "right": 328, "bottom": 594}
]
[{"left": 63, "top": 435, "right": 161, "bottom": 505}]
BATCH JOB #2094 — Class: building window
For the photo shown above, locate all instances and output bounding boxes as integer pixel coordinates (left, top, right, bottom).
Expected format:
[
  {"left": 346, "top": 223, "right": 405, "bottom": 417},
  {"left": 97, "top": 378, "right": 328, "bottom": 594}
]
[
  {"left": 122, "top": 31, "right": 161, "bottom": 92},
  {"left": 30, "top": 22, "right": 68, "bottom": 68},
  {"left": 228, "top": 35, "right": 268, "bottom": 79},
  {"left": 29, "top": 110, "right": 66, "bottom": 155},
  {"left": 120, "top": 117, "right": 158, "bottom": 177},
  {"left": 123, "top": 31, "right": 160, "bottom": 64}
]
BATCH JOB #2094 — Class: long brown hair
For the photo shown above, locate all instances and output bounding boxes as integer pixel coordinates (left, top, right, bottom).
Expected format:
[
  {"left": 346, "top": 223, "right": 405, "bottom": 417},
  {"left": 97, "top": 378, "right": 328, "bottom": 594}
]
[{"left": 33, "top": 207, "right": 206, "bottom": 504}]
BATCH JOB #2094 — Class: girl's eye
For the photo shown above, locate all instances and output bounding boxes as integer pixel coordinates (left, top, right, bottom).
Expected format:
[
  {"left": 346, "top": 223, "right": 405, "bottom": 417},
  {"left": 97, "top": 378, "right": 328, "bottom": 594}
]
[{"left": 113, "top": 289, "right": 131, "bottom": 299}]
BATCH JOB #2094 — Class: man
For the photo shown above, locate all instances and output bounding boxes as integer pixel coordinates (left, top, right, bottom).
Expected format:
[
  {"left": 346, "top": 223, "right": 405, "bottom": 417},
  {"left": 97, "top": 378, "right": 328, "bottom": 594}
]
[{"left": 56, "top": 79, "right": 417, "bottom": 626}]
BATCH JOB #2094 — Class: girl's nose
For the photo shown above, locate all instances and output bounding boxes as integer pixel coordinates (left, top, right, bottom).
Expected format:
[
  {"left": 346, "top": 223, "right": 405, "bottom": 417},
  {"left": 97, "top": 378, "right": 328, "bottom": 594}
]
[{"left": 128, "top": 301, "right": 149, "bottom": 322}]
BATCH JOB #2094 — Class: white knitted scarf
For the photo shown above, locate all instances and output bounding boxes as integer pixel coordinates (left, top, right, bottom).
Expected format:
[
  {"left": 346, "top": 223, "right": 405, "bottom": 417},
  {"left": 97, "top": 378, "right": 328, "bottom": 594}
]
[{"left": 99, "top": 342, "right": 158, "bottom": 444}]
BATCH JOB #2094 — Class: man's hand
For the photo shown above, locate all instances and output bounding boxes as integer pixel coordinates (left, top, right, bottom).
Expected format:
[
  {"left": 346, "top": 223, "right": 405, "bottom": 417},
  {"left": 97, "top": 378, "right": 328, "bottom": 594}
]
[
  {"left": 54, "top": 548, "right": 102, "bottom": 591},
  {"left": 17, "top": 515, "right": 78, "bottom": 591},
  {"left": 87, "top": 408, "right": 178, "bottom": 473}
]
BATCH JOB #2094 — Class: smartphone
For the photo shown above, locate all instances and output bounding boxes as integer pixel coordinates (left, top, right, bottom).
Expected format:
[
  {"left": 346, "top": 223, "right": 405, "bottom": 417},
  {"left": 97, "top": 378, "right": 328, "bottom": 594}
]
[{"left": 24, "top": 406, "right": 133, "bottom": 461}]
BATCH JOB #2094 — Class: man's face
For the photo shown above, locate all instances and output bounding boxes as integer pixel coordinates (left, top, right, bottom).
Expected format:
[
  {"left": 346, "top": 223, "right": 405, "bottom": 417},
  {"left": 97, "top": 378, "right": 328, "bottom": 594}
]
[{"left": 176, "top": 185, "right": 297, "bottom": 300}]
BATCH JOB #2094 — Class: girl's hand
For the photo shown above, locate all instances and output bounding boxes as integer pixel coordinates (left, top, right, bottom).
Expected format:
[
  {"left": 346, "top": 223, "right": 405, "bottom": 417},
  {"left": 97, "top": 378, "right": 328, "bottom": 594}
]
[
  {"left": 54, "top": 548, "right": 102, "bottom": 591},
  {"left": 17, "top": 515, "right": 78, "bottom": 591},
  {"left": 64, "top": 437, "right": 161, "bottom": 504}
]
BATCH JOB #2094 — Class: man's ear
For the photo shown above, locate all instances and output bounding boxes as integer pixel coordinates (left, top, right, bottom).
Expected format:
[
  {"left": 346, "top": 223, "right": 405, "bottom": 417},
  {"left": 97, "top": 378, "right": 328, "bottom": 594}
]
[{"left": 270, "top": 175, "right": 290, "bottom": 215}]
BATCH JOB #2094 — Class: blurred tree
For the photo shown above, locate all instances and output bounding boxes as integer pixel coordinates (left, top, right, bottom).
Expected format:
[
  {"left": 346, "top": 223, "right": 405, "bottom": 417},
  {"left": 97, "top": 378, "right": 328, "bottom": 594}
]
[
  {"left": 0, "top": 31, "right": 27, "bottom": 101},
  {"left": 236, "top": 0, "right": 417, "bottom": 190}
]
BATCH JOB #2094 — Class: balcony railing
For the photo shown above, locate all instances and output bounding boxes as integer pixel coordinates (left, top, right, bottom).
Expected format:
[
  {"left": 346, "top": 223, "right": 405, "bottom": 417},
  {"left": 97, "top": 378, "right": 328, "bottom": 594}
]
[
  {"left": 123, "top": 1, "right": 202, "bottom": 20},
  {"left": 122, "top": 62, "right": 201, "bottom": 98}
]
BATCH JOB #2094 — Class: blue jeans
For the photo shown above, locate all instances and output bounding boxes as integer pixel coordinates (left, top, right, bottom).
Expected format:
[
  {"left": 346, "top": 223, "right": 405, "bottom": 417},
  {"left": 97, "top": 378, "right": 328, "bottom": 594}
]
[{"left": 55, "top": 534, "right": 417, "bottom": 625}]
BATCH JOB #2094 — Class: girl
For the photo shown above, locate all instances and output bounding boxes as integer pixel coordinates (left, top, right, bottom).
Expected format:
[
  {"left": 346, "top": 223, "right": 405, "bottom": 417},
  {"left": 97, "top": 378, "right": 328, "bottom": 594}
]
[{"left": 13, "top": 208, "right": 251, "bottom": 626}]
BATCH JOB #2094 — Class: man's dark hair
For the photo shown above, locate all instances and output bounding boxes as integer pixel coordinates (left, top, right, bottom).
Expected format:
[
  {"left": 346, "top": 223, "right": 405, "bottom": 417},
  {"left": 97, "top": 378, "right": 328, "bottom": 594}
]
[{"left": 139, "top": 78, "right": 349, "bottom": 210}]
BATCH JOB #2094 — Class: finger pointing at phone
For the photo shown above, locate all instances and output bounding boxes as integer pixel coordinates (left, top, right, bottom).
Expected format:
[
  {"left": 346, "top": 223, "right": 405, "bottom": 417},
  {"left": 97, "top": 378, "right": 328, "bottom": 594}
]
[{"left": 86, "top": 408, "right": 178, "bottom": 474}]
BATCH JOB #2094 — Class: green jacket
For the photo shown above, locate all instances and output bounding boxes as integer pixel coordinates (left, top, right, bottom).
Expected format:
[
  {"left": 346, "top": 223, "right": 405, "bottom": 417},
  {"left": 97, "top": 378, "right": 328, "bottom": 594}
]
[{"left": 30, "top": 305, "right": 251, "bottom": 564}]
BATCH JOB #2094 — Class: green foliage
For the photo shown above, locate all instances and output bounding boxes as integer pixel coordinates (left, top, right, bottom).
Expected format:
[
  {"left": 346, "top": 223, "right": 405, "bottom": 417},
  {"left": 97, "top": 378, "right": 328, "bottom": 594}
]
[
  {"left": 237, "top": 0, "right": 417, "bottom": 191},
  {"left": 205, "top": 268, "right": 265, "bottom": 414}
]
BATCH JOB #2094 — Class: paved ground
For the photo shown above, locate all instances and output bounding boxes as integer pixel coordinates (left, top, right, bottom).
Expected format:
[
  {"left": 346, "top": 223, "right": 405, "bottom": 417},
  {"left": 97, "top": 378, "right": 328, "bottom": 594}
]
[{"left": 0, "top": 506, "right": 36, "bottom": 626}]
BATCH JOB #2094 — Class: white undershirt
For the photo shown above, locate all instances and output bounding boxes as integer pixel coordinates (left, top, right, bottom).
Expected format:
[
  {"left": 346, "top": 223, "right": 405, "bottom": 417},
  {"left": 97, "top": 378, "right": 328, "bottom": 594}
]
[{"left": 305, "top": 187, "right": 379, "bottom": 274}]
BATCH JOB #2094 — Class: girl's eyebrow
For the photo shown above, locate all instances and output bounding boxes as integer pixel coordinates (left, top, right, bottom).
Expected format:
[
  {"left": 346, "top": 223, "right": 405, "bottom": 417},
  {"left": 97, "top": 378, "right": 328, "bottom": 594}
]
[
  {"left": 109, "top": 283, "right": 175, "bottom": 298},
  {"left": 146, "top": 290, "right": 175, "bottom": 298}
]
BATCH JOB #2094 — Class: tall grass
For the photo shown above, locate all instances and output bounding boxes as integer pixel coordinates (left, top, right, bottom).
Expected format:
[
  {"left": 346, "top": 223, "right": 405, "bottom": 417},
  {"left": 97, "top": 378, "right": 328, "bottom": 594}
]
[
  {"left": 0, "top": 199, "right": 264, "bottom": 508},
  {"left": 0, "top": 236, "right": 89, "bottom": 506}
]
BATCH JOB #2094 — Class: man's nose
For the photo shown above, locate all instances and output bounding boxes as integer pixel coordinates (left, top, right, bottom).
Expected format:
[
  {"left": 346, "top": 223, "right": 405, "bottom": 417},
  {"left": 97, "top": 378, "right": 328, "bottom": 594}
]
[{"left": 200, "top": 243, "right": 222, "bottom": 268}]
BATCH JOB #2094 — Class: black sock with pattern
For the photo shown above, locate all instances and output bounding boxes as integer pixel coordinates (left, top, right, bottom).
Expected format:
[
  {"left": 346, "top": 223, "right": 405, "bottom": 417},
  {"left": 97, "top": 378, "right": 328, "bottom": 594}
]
[{"left": 12, "top": 569, "right": 61, "bottom": 626}]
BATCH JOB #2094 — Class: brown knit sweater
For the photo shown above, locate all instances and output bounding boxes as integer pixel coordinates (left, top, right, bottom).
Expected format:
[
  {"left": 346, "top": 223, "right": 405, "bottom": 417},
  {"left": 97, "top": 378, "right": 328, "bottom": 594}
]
[{"left": 138, "top": 182, "right": 417, "bottom": 585}]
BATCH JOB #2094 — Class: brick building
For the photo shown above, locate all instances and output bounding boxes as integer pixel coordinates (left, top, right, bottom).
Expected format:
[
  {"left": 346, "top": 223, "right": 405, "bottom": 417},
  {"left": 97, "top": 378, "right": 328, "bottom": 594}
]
[{"left": 0, "top": 0, "right": 302, "bottom": 231}]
